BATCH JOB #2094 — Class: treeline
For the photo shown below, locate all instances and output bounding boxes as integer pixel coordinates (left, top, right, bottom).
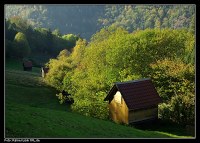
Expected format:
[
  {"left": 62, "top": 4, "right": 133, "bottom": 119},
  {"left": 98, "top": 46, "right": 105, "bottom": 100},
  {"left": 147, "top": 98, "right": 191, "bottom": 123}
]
[
  {"left": 44, "top": 26, "right": 195, "bottom": 125},
  {"left": 5, "top": 5, "right": 195, "bottom": 40},
  {"left": 5, "top": 5, "right": 104, "bottom": 40},
  {"left": 99, "top": 5, "right": 195, "bottom": 33},
  {"left": 5, "top": 17, "right": 79, "bottom": 64}
]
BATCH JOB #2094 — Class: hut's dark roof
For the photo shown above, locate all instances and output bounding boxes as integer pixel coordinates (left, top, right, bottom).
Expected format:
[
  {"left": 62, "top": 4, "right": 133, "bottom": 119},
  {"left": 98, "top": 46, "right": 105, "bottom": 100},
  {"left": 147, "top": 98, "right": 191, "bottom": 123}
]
[
  {"left": 104, "top": 78, "right": 162, "bottom": 110},
  {"left": 23, "top": 61, "right": 32, "bottom": 67}
]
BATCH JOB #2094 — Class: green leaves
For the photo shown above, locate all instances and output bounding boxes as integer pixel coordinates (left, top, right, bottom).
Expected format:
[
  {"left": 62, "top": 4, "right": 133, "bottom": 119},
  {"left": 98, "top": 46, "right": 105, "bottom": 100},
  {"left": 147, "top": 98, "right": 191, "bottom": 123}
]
[
  {"left": 56, "top": 93, "right": 67, "bottom": 104},
  {"left": 149, "top": 58, "right": 195, "bottom": 125},
  {"left": 45, "top": 27, "right": 195, "bottom": 123},
  {"left": 14, "top": 32, "right": 31, "bottom": 58},
  {"left": 99, "top": 5, "right": 195, "bottom": 32},
  {"left": 44, "top": 50, "right": 73, "bottom": 91}
]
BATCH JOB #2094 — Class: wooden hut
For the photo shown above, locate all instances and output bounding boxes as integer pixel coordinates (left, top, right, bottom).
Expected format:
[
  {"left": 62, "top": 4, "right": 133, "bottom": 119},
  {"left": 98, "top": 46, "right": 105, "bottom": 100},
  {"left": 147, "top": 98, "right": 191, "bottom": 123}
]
[
  {"left": 23, "top": 61, "right": 32, "bottom": 71},
  {"left": 104, "top": 78, "right": 162, "bottom": 124},
  {"left": 41, "top": 67, "right": 49, "bottom": 77}
]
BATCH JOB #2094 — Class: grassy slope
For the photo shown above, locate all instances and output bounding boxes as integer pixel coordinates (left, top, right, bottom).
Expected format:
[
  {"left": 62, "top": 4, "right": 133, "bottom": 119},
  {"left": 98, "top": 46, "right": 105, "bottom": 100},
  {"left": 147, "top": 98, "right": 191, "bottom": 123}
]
[{"left": 5, "top": 59, "right": 193, "bottom": 138}]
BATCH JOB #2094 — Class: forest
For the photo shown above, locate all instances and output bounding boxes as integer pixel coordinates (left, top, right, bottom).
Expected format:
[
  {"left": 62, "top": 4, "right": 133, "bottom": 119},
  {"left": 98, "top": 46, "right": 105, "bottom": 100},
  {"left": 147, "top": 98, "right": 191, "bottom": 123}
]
[
  {"left": 5, "top": 4, "right": 195, "bottom": 127},
  {"left": 6, "top": 5, "right": 195, "bottom": 40}
]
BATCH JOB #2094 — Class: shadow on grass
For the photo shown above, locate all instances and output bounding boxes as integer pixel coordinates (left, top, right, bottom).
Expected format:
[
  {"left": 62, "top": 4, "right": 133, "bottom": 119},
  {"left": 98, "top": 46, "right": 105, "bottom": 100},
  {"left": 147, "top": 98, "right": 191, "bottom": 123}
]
[{"left": 130, "top": 119, "right": 194, "bottom": 137}]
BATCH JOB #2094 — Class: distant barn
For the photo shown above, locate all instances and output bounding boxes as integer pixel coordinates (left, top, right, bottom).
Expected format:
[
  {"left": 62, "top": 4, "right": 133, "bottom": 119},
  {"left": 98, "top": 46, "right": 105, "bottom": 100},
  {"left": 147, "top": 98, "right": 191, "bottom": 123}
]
[
  {"left": 41, "top": 67, "right": 49, "bottom": 77},
  {"left": 104, "top": 78, "right": 162, "bottom": 124},
  {"left": 23, "top": 60, "right": 32, "bottom": 71}
]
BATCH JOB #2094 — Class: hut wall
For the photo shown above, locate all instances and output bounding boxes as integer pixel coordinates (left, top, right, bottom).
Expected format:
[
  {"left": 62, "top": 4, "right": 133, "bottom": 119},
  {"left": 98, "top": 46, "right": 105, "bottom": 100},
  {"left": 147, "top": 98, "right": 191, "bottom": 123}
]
[
  {"left": 42, "top": 70, "right": 45, "bottom": 77},
  {"left": 128, "top": 106, "right": 158, "bottom": 123},
  {"left": 109, "top": 92, "right": 129, "bottom": 124}
]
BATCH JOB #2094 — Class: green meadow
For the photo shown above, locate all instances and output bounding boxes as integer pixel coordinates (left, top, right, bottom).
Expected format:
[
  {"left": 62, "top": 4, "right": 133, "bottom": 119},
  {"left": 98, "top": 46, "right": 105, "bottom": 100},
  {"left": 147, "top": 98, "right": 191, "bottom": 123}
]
[{"left": 5, "top": 60, "right": 194, "bottom": 138}]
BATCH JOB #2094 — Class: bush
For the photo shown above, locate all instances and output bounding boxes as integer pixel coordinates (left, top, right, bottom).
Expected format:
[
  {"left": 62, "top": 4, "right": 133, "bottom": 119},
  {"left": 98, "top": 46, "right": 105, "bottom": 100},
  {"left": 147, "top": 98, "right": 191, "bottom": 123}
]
[
  {"left": 71, "top": 99, "right": 109, "bottom": 120},
  {"left": 56, "top": 93, "right": 67, "bottom": 104},
  {"left": 71, "top": 91, "right": 109, "bottom": 120},
  {"left": 150, "top": 58, "right": 195, "bottom": 125},
  {"left": 14, "top": 32, "right": 31, "bottom": 58},
  {"left": 170, "top": 92, "right": 195, "bottom": 125},
  {"left": 44, "top": 49, "right": 72, "bottom": 91},
  {"left": 158, "top": 103, "right": 171, "bottom": 121}
]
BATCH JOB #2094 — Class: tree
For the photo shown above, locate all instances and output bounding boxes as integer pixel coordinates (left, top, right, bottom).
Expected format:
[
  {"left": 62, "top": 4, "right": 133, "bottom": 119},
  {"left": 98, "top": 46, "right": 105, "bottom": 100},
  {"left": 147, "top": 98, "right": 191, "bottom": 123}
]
[
  {"left": 33, "top": 27, "right": 53, "bottom": 54},
  {"left": 62, "top": 34, "right": 79, "bottom": 48},
  {"left": 98, "top": 5, "right": 195, "bottom": 32},
  {"left": 5, "top": 39, "right": 16, "bottom": 58},
  {"left": 71, "top": 39, "right": 87, "bottom": 66},
  {"left": 154, "top": 18, "right": 161, "bottom": 29},
  {"left": 44, "top": 49, "right": 72, "bottom": 91},
  {"left": 9, "top": 16, "right": 29, "bottom": 33},
  {"left": 52, "top": 28, "right": 61, "bottom": 37},
  {"left": 149, "top": 58, "right": 195, "bottom": 125},
  {"left": 13, "top": 32, "right": 31, "bottom": 58},
  {"left": 44, "top": 27, "right": 195, "bottom": 122},
  {"left": 189, "top": 15, "right": 195, "bottom": 34},
  {"left": 5, "top": 19, "right": 17, "bottom": 41}
]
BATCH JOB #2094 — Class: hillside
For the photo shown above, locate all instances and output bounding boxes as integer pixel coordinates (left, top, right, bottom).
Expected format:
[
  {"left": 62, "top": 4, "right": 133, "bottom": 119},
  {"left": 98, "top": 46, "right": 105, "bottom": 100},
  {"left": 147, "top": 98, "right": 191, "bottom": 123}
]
[
  {"left": 5, "top": 5, "right": 195, "bottom": 40},
  {"left": 5, "top": 5, "right": 104, "bottom": 40},
  {"left": 5, "top": 60, "right": 193, "bottom": 138}
]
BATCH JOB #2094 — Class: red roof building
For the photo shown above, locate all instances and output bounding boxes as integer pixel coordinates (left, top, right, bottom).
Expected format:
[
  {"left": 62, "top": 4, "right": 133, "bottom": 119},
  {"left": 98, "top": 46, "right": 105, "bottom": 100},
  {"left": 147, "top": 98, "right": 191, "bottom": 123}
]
[{"left": 104, "top": 78, "right": 162, "bottom": 124}]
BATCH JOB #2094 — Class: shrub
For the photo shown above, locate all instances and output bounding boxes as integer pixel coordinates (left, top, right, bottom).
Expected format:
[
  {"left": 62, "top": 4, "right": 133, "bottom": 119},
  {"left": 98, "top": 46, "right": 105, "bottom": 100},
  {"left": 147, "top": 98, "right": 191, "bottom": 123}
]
[{"left": 14, "top": 32, "right": 31, "bottom": 58}]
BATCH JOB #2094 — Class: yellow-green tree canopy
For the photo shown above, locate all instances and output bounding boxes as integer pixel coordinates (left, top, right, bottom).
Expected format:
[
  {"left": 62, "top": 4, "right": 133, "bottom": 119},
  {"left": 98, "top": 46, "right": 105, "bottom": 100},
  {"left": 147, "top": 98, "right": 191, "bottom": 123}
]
[{"left": 14, "top": 32, "right": 31, "bottom": 58}]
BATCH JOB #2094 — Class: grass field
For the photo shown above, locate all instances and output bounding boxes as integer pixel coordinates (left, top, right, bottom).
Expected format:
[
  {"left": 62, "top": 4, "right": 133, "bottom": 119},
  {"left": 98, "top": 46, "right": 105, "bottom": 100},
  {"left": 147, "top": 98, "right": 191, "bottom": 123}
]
[{"left": 5, "top": 59, "right": 194, "bottom": 138}]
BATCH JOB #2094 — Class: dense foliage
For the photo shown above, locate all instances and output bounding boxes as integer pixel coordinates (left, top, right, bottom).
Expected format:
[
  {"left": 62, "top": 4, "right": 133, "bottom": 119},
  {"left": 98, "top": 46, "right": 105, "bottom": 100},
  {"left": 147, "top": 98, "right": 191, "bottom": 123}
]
[
  {"left": 149, "top": 59, "right": 195, "bottom": 125},
  {"left": 5, "top": 5, "right": 104, "bottom": 40},
  {"left": 5, "top": 5, "right": 195, "bottom": 40},
  {"left": 44, "top": 27, "right": 195, "bottom": 125},
  {"left": 99, "top": 5, "right": 195, "bottom": 34},
  {"left": 13, "top": 32, "right": 31, "bottom": 58},
  {"left": 5, "top": 17, "right": 79, "bottom": 64}
]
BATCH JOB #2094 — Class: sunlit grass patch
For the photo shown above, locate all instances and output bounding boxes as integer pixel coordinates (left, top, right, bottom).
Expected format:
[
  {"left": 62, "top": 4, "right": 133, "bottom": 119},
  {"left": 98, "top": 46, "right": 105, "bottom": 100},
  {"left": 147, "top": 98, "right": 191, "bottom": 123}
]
[{"left": 5, "top": 70, "right": 46, "bottom": 87}]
